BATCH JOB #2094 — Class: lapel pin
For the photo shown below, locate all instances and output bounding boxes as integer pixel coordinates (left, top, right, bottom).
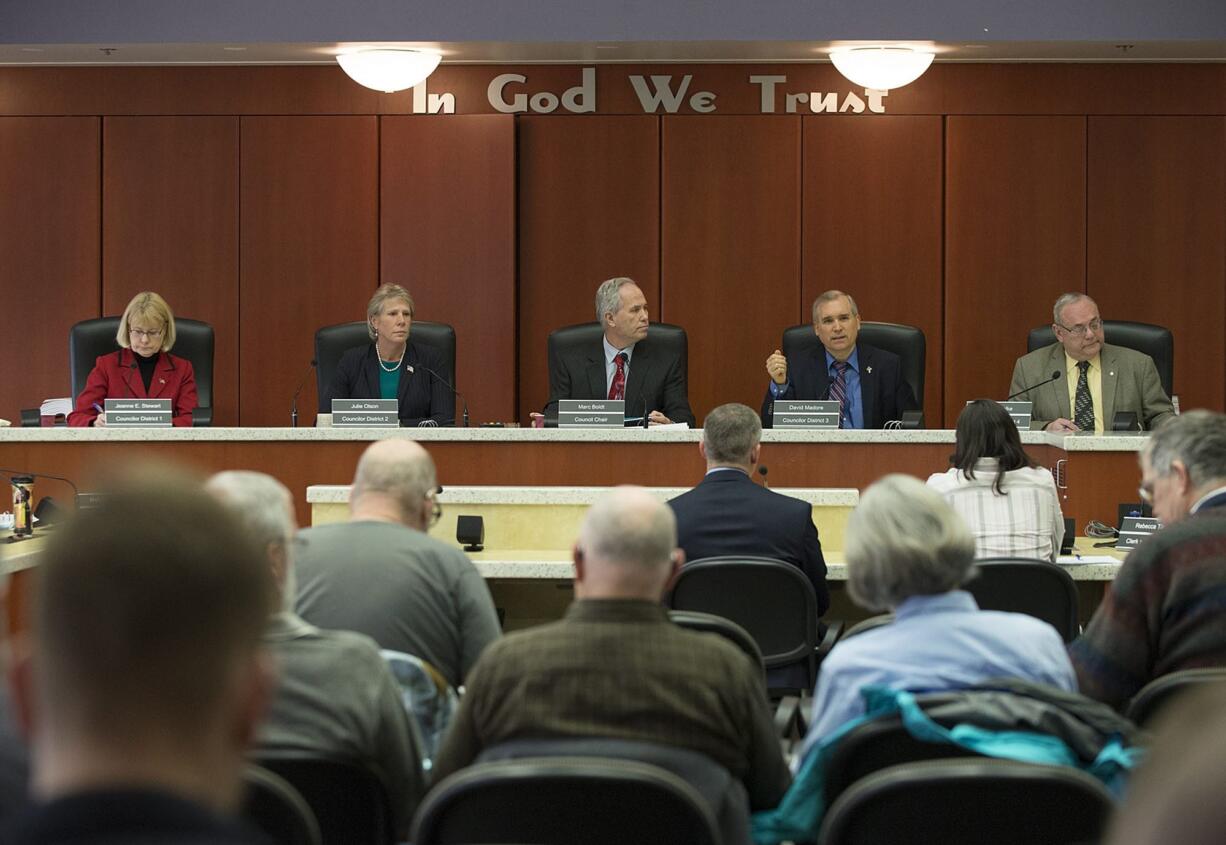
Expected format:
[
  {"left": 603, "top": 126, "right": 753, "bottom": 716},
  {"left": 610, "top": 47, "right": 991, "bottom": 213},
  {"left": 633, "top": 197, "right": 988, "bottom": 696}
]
[
  {"left": 1109, "top": 371, "right": 1114, "bottom": 377},
  {"left": 866, "top": 365, "right": 873, "bottom": 374},
  {"left": 159, "top": 378, "right": 165, "bottom": 385}
]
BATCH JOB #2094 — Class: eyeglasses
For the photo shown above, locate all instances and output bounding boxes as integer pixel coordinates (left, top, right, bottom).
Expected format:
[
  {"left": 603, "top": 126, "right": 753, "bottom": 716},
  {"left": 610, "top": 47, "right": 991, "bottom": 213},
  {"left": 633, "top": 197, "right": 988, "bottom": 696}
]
[
  {"left": 1056, "top": 319, "right": 1102, "bottom": 337},
  {"left": 129, "top": 327, "right": 164, "bottom": 340}
]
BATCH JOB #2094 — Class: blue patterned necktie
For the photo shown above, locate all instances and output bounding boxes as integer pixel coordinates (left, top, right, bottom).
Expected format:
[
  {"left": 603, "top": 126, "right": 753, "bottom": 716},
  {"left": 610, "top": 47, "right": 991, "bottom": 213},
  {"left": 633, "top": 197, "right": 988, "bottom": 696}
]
[
  {"left": 828, "top": 361, "right": 850, "bottom": 429},
  {"left": 1074, "top": 360, "right": 1095, "bottom": 431}
]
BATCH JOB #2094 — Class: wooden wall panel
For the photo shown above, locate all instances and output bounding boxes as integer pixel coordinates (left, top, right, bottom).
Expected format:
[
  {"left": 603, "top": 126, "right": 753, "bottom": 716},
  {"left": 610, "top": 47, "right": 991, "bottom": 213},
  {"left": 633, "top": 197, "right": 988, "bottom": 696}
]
[
  {"left": 380, "top": 116, "right": 516, "bottom": 424},
  {"left": 944, "top": 117, "right": 1087, "bottom": 424},
  {"left": 1088, "top": 116, "right": 1226, "bottom": 412},
  {"left": 102, "top": 117, "right": 240, "bottom": 425},
  {"left": 801, "top": 116, "right": 945, "bottom": 425},
  {"left": 662, "top": 116, "right": 800, "bottom": 425},
  {"left": 517, "top": 116, "right": 660, "bottom": 422},
  {"left": 0, "top": 117, "right": 99, "bottom": 421},
  {"left": 239, "top": 117, "right": 378, "bottom": 426}
]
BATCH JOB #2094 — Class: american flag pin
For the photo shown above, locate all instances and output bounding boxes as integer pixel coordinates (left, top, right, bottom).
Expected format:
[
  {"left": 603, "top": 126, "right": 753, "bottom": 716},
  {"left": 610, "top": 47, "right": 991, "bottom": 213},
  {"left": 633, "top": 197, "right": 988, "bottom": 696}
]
[{"left": 159, "top": 378, "right": 165, "bottom": 384}]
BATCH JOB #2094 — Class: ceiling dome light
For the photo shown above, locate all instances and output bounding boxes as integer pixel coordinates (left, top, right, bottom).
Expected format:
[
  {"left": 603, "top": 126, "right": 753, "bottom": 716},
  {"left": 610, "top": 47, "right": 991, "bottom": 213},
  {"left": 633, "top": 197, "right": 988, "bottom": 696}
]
[
  {"left": 829, "top": 46, "right": 934, "bottom": 91},
  {"left": 336, "top": 48, "right": 441, "bottom": 93}
]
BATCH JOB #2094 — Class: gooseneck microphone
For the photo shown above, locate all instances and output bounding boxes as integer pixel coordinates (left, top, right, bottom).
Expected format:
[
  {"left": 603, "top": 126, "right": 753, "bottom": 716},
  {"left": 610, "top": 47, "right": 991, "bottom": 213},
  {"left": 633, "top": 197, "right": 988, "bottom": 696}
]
[
  {"left": 1006, "top": 370, "right": 1062, "bottom": 402},
  {"left": 290, "top": 359, "right": 318, "bottom": 428},
  {"left": 0, "top": 468, "right": 80, "bottom": 497},
  {"left": 413, "top": 365, "right": 469, "bottom": 427}
]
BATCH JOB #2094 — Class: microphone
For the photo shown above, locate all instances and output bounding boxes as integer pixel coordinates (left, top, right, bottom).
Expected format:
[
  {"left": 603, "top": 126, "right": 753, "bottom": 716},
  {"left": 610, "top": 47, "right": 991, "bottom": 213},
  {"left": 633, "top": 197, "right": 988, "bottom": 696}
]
[
  {"left": 1, "top": 468, "right": 80, "bottom": 498},
  {"left": 122, "top": 353, "right": 139, "bottom": 399},
  {"left": 757, "top": 465, "right": 769, "bottom": 489},
  {"left": 1006, "top": 370, "right": 1062, "bottom": 402},
  {"left": 411, "top": 364, "right": 469, "bottom": 427},
  {"left": 290, "top": 358, "right": 317, "bottom": 428}
]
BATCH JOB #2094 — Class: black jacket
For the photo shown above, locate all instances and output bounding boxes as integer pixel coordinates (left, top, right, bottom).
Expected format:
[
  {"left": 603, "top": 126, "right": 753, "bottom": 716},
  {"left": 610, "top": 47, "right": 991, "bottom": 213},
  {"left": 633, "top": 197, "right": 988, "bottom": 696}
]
[
  {"left": 323, "top": 342, "right": 455, "bottom": 426},
  {"left": 545, "top": 336, "right": 695, "bottom": 427},
  {"left": 761, "top": 342, "right": 917, "bottom": 429}
]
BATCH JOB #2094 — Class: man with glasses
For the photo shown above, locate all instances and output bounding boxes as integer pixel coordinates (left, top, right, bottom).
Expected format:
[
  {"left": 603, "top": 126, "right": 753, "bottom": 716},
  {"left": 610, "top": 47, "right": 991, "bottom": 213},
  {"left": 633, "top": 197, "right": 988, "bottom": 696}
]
[
  {"left": 293, "top": 439, "right": 501, "bottom": 688},
  {"left": 1008, "top": 292, "right": 1174, "bottom": 432},
  {"left": 1070, "top": 410, "right": 1226, "bottom": 709}
]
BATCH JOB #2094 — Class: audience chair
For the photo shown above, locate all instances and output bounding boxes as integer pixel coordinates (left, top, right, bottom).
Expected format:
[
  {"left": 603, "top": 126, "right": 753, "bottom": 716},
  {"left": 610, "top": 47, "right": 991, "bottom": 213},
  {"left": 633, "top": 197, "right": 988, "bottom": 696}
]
[
  {"left": 964, "top": 557, "right": 1079, "bottom": 642},
  {"left": 818, "top": 758, "right": 1114, "bottom": 845},
  {"left": 314, "top": 320, "right": 457, "bottom": 413},
  {"left": 668, "top": 610, "right": 766, "bottom": 686},
  {"left": 545, "top": 321, "right": 688, "bottom": 416},
  {"left": 1027, "top": 320, "right": 1174, "bottom": 398},
  {"left": 475, "top": 737, "right": 750, "bottom": 845},
  {"left": 68, "top": 316, "right": 215, "bottom": 426},
  {"left": 240, "top": 764, "right": 322, "bottom": 845},
  {"left": 1125, "top": 667, "right": 1226, "bottom": 728},
  {"left": 782, "top": 321, "right": 926, "bottom": 411},
  {"left": 412, "top": 756, "right": 722, "bottom": 845},
  {"left": 254, "top": 752, "right": 396, "bottom": 845},
  {"left": 380, "top": 649, "right": 457, "bottom": 774}
]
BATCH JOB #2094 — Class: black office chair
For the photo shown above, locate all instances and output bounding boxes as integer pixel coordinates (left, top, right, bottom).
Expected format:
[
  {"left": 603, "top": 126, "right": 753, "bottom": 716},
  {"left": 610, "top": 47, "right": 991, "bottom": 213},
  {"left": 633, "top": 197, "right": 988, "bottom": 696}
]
[
  {"left": 782, "top": 321, "right": 926, "bottom": 411},
  {"left": 668, "top": 610, "right": 767, "bottom": 687},
  {"left": 544, "top": 321, "right": 688, "bottom": 417},
  {"left": 66, "top": 316, "right": 215, "bottom": 426},
  {"left": 665, "top": 556, "right": 830, "bottom": 696},
  {"left": 819, "top": 759, "right": 1115, "bottom": 845},
  {"left": 314, "top": 320, "right": 457, "bottom": 413},
  {"left": 254, "top": 753, "right": 397, "bottom": 845},
  {"left": 1027, "top": 320, "right": 1174, "bottom": 398},
  {"left": 1125, "top": 668, "right": 1226, "bottom": 728},
  {"left": 412, "top": 757, "right": 722, "bottom": 845},
  {"left": 475, "top": 738, "right": 750, "bottom": 845},
  {"left": 964, "top": 557, "right": 1080, "bottom": 643},
  {"left": 240, "top": 764, "right": 322, "bottom": 845},
  {"left": 841, "top": 613, "right": 896, "bottom": 640}
]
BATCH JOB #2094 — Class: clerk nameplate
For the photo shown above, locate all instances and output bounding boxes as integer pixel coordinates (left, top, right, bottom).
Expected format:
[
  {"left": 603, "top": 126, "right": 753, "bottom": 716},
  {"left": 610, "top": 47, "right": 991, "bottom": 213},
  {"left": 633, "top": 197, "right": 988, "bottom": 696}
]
[
  {"left": 772, "top": 400, "right": 840, "bottom": 429},
  {"left": 558, "top": 399, "right": 625, "bottom": 428},
  {"left": 1116, "top": 515, "right": 1162, "bottom": 551},
  {"left": 332, "top": 399, "right": 399, "bottom": 428},
  {"left": 104, "top": 398, "right": 172, "bottom": 428}
]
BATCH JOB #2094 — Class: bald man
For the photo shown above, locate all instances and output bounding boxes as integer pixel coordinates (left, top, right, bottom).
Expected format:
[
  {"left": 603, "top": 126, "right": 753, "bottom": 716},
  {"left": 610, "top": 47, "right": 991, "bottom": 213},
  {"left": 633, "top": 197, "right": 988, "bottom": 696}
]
[
  {"left": 294, "top": 439, "right": 501, "bottom": 688},
  {"left": 433, "top": 487, "right": 790, "bottom": 811}
]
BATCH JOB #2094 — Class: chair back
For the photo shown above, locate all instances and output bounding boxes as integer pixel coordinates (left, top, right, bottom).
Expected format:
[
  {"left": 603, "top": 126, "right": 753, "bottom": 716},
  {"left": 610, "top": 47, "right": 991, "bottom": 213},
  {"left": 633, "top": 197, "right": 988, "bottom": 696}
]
[
  {"left": 819, "top": 758, "right": 1114, "bottom": 845},
  {"left": 1027, "top": 320, "right": 1173, "bottom": 397},
  {"left": 782, "top": 321, "right": 925, "bottom": 408},
  {"left": 668, "top": 610, "right": 767, "bottom": 687},
  {"left": 69, "top": 316, "right": 215, "bottom": 425},
  {"left": 314, "top": 320, "right": 457, "bottom": 412},
  {"left": 841, "top": 613, "right": 896, "bottom": 640},
  {"left": 254, "top": 753, "right": 395, "bottom": 845},
  {"left": 1125, "top": 667, "right": 1226, "bottom": 727},
  {"left": 380, "top": 649, "right": 458, "bottom": 773},
  {"left": 412, "top": 756, "right": 722, "bottom": 845},
  {"left": 546, "top": 321, "right": 688, "bottom": 403},
  {"left": 241, "top": 764, "right": 322, "bottom": 845},
  {"left": 665, "top": 556, "right": 819, "bottom": 689},
  {"left": 964, "top": 557, "right": 1079, "bottom": 642}
]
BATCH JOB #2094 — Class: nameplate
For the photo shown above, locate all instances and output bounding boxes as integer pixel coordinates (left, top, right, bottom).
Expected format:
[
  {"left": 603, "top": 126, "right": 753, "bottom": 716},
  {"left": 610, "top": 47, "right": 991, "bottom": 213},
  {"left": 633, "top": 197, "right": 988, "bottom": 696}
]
[
  {"left": 331, "top": 399, "right": 399, "bottom": 428},
  {"left": 989, "top": 400, "right": 1032, "bottom": 430},
  {"left": 104, "top": 398, "right": 172, "bottom": 427},
  {"left": 772, "top": 400, "right": 840, "bottom": 429},
  {"left": 1116, "top": 515, "right": 1162, "bottom": 551},
  {"left": 558, "top": 399, "right": 625, "bottom": 428}
]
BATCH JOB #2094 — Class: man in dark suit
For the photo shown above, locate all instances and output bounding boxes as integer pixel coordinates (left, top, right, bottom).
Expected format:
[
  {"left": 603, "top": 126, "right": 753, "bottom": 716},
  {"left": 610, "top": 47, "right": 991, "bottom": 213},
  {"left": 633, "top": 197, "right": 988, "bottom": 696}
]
[
  {"left": 544, "top": 277, "right": 695, "bottom": 427},
  {"left": 761, "top": 290, "right": 917, "bottom": 428},
  {"left": 668, "top": 402, "right": 830, "bottom": 616}
]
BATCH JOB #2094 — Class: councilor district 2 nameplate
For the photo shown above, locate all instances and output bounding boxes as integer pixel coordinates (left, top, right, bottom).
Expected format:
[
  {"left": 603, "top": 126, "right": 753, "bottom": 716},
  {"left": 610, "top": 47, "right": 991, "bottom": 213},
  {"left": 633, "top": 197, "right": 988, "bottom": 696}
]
[
  {"left": 104, "top": 398, "right": 172, "bottom": 428},
  {"left": 558, "top": 399, "right": 625, "bottom": 428},
  {"left": 772, "top": 400, "right": 840, "bottom": 429},
  {"left": 1116, "top": 515, "right": 1162, "bottom": 551},
  {"left": 331, "top": 399, "right": 399, "bottom": 428}
]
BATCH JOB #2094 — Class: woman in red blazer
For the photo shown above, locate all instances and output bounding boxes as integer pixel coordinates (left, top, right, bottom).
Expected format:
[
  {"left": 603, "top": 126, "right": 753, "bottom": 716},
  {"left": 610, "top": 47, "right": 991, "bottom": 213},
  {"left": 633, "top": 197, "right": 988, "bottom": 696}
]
[{"left": 68, "top": 292, "right": 198, "bottom": 427}]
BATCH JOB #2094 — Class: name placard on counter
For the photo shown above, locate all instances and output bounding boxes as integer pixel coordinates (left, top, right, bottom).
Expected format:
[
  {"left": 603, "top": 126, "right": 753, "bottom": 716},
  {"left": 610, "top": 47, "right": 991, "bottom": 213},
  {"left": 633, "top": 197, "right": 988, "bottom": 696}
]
[
  {"left": 104, "top": 398, "right": 172, "bottom": 428},
  {"left": 993, "top": 400, "right": 1033, "bottom": 430},
  {"left": 558, "top": 399, "right": 625, "bottom": 428},
  {"left": 772, "top": 400, "right": 840, "bottom": 429},
  {"left": 1116, "top": 515, "right": 1162, "bottom": 551},
  {"left": 331, "top": 399, "right": 399, "bottom": 428}
]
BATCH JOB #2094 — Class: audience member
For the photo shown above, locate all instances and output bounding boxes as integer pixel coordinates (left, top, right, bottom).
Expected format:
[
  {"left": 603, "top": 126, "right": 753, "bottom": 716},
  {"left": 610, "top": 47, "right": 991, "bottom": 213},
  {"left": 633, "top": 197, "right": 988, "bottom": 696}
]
[
  {"left": 1070, "top": 410, "right": 1226, "bottom": 709},
  {"left": 797, "top": 474, "right": 1076, "bottom": 757},
  {"left": 294, "top": 439, "right": 500, "bottom": 688},
  {"left": 927, "top": 399, "right": 1064, "bottom": 561},
  {"left": 2, "top": 469, "right": 275, "bottom": 844},
  {"left": 433, "top": 486, "right": 790, "bottom": 811},
  {"left": 207, "top": 470, "right": 425, "bottom": 839}
]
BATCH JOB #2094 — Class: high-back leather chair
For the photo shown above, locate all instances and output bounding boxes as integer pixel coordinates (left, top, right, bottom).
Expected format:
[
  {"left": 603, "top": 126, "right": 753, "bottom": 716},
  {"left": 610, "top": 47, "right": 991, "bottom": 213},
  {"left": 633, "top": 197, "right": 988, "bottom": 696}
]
[
  {"left": 964, "top": 557, "right": 1080, "bottom": 643},
  {"left": 782, "top": 321, "right": 926, "bottom": 410},
  {"left": 314, "top": 320, "right": 456, "bottom": 413},
  {"left": 1027, "top": 320, "right": 1173, "bottom": 398},
  {"left": 545, "top": 321, "right": 689, "bottom": 415},
  {"left": 69, "top": 316, "right": 215, "bottom": 426}
]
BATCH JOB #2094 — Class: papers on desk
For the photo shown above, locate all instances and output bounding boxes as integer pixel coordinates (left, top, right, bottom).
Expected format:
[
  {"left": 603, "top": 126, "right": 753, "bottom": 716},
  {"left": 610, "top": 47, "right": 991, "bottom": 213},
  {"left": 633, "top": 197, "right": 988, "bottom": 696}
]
[
  {"left": 40, "top": 397, "right": 72, "bottom": 417},
  {"left": 1058, "top": 554, "right": 1121, "bottom": 565}
]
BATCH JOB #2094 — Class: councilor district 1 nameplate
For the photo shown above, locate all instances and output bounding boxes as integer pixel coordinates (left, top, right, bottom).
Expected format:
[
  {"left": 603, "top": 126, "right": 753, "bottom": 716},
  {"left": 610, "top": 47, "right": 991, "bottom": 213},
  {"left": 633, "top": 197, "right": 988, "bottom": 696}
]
[
  {"left": 993, "top": 400, "right": 1033, "bottom": 430},
  {"left": 772, "top": 400, "right": 840, "bottom": 429},
  {"left": 331, "top": 399, "right": 399, "bottom": 428},
  {"left": 558, "top": 399, "right": 625, "bottom": 428},
  {"left": 1116, "top": 515, "right": 1162, "bottom": 551},
  {"left": 104, "top": 398, "right": 172, "bottom": 428}
]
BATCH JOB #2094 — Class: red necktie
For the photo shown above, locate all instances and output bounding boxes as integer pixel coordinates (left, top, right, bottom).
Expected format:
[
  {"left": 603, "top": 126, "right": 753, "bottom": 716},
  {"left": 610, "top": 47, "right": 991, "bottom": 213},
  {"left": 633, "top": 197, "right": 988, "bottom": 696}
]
[{"left": 608, "top": 352, "right": 627, "bottom": 401}]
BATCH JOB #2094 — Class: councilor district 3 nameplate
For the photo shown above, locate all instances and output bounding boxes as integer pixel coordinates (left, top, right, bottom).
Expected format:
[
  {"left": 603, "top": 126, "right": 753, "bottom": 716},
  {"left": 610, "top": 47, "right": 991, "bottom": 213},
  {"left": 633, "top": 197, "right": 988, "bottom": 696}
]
[
  {"left": 772, "top": 400, "right": 840, "bottom": 429},
  {"left": 992, "top": 400, "right": 1033, "bottom": 430},
  {"left": 1116, "top": 515, "right": 1162, "bottom": 551},
  {"left": 558, "top": 399, "right": 625, "bottom": 428},
  {"left": 104, "top": 398, "right": 172, "bottom": 428},
  {"left": 331, "top": 399, "right": 399, "bottom": 428}
]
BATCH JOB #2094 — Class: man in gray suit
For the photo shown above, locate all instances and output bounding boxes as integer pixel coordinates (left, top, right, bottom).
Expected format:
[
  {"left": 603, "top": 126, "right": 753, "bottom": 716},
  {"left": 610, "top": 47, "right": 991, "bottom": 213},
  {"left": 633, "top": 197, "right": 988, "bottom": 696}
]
[{"left": 1009, "top": 293, "right": 1175, "bottom": 432}]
